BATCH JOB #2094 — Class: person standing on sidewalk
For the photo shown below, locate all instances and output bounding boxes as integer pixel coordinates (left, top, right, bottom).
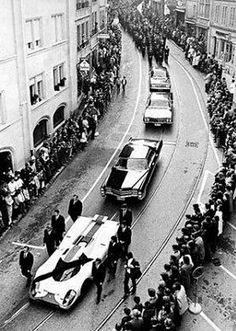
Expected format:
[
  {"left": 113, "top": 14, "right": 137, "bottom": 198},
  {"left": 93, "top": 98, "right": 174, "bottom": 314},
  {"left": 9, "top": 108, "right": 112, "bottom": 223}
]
[
  {"left": 92, "top": 258, "right": 106, "bottom": 304},
  {"left": 68, "top": 195, "right": 83, "bottom": 222},
  {"left": 51, "top": 209, "right": 65, "bottom": 246},
  {"left": 121, "top": 76, "right": 127, "bottom": 93},
  {"left": 19, "top": 246, "right": 34, "bottom": 286}
]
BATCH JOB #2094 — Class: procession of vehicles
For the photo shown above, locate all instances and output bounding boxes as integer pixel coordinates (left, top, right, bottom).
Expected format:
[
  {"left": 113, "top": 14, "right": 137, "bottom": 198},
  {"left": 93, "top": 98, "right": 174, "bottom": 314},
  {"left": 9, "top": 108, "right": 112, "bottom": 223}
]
[
  {"left": 100, "top": 138, "right": 163, "bottom": 200},
  {"left": 30, "top": 64, "right": 171, "bottom": 311},
  {"left": 30, "top": 215, "right": 119, "bottom": 309}
]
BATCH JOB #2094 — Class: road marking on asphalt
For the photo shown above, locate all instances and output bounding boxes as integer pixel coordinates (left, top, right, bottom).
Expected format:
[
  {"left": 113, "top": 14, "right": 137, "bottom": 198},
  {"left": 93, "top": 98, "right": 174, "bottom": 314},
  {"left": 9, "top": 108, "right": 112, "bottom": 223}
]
[
  {"left": 172, "top": 55, "right": 221, "bottom": 167},
  {"left": 197, "top": 169, "right": 214, "bottom": 204},
  {"left": 200, "top": 311, "right": 222, "bottom": 331},
  {"left": 3, "top": 303, "right": 30, "bottom": 326},
  {"left": 32, "top": 312, "right": 54, "bottom": 331},
  {"left": 220, "top": 265, "right": 236, "bottom": 281},
  {"left": 12, "top": 242, "right": 46, "bottom": 250},
  {"left": 228, "top": 222, "right": 236, "bottom": 231}
]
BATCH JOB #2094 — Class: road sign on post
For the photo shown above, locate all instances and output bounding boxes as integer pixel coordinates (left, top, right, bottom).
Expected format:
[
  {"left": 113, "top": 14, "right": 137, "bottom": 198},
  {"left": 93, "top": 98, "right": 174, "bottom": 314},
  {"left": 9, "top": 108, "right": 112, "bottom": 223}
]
[{"left": 80, "top": 60, "right": 90, "bottom": 72}]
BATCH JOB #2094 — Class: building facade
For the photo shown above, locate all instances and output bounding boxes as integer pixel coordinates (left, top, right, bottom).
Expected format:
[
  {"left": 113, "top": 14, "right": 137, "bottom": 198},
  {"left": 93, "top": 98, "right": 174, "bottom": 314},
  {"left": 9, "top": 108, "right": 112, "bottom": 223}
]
[
  {"left": 175, "top": 0, "right": 186, "bottom": 26},
  {"left": 209, "top": 0, "right": 236, "bottom": 81},
  {"left": 0, "top": 0, "right": 107, "bottom": 175},
  {"left": 150, "top": 0, "right": 165, "bottom": 16},
  {"left": 185, "top": 0, "right": 197, "bottom": 35}
]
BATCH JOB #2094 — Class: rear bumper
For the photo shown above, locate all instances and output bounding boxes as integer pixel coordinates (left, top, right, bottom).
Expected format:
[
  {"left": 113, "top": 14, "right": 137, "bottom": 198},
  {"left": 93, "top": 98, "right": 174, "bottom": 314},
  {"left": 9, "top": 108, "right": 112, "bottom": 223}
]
[{"left": 101, "top": 188, "right": 142, "bottom": 200}]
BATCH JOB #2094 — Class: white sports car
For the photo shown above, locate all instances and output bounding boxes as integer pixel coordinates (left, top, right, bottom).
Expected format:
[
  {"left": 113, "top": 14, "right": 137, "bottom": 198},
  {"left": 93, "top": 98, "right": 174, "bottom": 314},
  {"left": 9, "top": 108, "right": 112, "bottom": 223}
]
[{"left": 30, "top": 215, "right": 119, "bottom": 309}]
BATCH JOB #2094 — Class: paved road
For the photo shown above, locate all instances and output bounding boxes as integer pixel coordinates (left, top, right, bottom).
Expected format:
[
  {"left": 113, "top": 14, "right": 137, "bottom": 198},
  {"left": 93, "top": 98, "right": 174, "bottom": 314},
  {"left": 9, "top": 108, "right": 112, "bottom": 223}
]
[{"left": 1, "top": 32, "right": 235, "bottom": 331}]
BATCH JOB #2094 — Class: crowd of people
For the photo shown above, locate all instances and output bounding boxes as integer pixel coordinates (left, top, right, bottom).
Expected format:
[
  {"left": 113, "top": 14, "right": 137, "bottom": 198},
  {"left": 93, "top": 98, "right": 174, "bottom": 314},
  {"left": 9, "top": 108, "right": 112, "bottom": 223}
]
[
  {"left": 107, "top": 1, "right": 236, "bottom": 330},
  {"left": 0, "top": 18, "right": 123, "bottom": 235}
]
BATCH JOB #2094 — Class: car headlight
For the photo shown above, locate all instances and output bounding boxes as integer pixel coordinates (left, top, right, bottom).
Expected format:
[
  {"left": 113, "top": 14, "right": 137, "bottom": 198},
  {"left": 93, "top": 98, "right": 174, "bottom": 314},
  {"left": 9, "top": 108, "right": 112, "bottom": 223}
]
[
  {"left": 62, "top": 290, "right": 77, "bottom": 306},
  {"left": 145, "top": 118, "right": 149, "bottom": 122},
  {"left": 100, "top": 186, "right": 105, "bottom": 196},
  {"left": 31, "top": 282, "right": 48, "bottom": 297},
  {"left": 138, "top": 190, "right": 143, "bottom": 198}
]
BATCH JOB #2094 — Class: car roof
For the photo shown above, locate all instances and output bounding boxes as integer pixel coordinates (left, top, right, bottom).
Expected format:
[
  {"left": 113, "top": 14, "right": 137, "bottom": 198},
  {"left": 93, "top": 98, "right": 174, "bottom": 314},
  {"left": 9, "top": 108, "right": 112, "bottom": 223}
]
[
  {"left": 150, "top": 93, "right": 169, "bottom": 101},
  {"left": 119, "top": 143, "right": 150, "bottom": 159}
]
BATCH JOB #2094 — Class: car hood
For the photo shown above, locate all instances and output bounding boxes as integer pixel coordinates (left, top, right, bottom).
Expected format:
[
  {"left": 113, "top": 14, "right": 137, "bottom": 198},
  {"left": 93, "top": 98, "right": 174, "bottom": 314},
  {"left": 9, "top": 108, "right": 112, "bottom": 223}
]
[
  {"left": 106, "top": 167, "right": 148, "bottom": 189},
  {"left": 145, "top": 107, "right": 172, "bottom": 118}
]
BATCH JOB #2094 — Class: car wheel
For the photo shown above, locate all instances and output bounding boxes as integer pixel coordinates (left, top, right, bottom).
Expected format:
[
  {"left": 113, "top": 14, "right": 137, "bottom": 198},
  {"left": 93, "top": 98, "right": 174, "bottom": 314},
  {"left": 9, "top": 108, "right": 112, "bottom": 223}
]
[{"left": 80, "top": 278, "right": 93, "bottom": 298}]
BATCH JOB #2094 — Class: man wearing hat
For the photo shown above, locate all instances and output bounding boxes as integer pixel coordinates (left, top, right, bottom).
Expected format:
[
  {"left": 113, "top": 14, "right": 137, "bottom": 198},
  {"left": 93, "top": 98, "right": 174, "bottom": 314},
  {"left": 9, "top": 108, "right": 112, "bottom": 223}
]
[
  {"left": 117, "top": 221, "right": 132, "bottom": 258},
  {"left": 68, "top": 195, "right": 83, "bottom": 222},
  {"left": 119, "top": 203, "right": 132, "bottom": 227}
]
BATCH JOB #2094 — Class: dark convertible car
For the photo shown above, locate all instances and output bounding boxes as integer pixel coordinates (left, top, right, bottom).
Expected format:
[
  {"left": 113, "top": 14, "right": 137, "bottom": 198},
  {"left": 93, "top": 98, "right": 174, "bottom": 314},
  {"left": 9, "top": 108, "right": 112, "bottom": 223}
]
[{"left": 100, "top": 138, "right": 163, "bottom": 200}]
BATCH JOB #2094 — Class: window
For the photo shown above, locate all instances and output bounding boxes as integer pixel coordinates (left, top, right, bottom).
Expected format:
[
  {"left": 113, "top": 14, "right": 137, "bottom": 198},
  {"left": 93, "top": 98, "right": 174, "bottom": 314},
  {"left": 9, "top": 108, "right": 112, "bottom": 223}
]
[
  {"left": 215, "top": 5, "right": 220, "bottom": 23},
  {"left": 0, "top": 90, "right": 6, "bottom": 124},
  {"left": 76, "top": 0, "right": 89, "bottom": 10},
  {"left": 86, "top": 21, "right": 89, "bottom": 39},
  {"left": 29, "top": 74, "right": 44, "bottom": 105},
  {"left": 222, "top": 6, "right": 228, "bottom": 25},
  {"left": 33, "top": 119, "right": 48, "bottom": 147},
  {"left": 53, "top": 64, "right": 66, "bottom": 91},
  {"left": 53, "top": 106, "right": 65, "bottom": 128},
  {"left": 52, "top": 14, "right": 64, "bottom": 43},
  {"left": 77, "top": 25, "right": 80, "bottom": 48},
  {"left": 92, "top": 12, "right": 98, "bottom": 35},
  {"left": 100, "top": 10, "right": 106, "bottom": 30},
  {"left": 25, "top": 18, "right": 42, "bottom": 51},
  {"left": 229, "top": 8, "right": 236, "bottom": 27},
  {"left": 204, "top": 0, "right": 210, "bottom": 18},
  {"left": 199, "top": 0, "right": 204, "bottom": 17}
]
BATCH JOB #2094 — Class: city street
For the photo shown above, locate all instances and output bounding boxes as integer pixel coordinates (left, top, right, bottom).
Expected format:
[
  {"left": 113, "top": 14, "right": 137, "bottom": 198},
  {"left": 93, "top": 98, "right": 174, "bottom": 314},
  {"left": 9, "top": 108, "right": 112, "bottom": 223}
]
[{"left": 0, "top": 29, "right": 235, "bottom": 331}]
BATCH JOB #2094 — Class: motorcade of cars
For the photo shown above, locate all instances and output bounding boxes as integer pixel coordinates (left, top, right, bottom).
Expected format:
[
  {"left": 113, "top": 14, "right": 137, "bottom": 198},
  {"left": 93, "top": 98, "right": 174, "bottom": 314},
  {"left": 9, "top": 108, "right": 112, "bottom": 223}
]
[
  {"left": 143, "top": 92, "right": 173, "bottom": 126},
  {"left": 100, "top": 138, "right": 163, "bottom": 200},
  {"left": 30, "top": 214, "right": 119, "bottom": 310},
  {"left": 149, "top": 66, "right": 171, "bottom": 92}
]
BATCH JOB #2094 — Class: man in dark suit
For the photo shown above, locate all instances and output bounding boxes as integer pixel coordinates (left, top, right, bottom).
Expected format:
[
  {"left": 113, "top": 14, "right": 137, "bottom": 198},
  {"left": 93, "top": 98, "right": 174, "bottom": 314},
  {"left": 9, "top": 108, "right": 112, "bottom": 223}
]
[
  {"left": 117, "top": 221, "right": 132, "bottom": 258},
  {"left": 119, "top": 203, "right": 132, "bottom": 227},
  {"left": 43, "top": 226, "right": 56, "bottom": 256},
  {"left": 68, "top": 195, "right": 83, "bottom": 222},
  {"left": 51, "top": 209, "right": 65, "bottom": 246},
  {"left": 19, "top": 246, "right": 34, "bottom": 286},
  {"left": 92, "top": 258, "right": 106, "bottom": 304},
  {"left": 107, "top": 236, "right": 120, "bottom": 279}
]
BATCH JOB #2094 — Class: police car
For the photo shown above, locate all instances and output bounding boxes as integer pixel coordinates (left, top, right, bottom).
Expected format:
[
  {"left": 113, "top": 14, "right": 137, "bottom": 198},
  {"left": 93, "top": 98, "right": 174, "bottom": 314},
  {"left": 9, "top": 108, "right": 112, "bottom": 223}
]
[
  {"left": 30, "top": 215, "right": 119, "bottom": 309},
  {"left": 100, "top": 138, "right": 163, "bottom": 200},
  {"left": 144, "top": 92, "right": 173, "bottom": 126}
]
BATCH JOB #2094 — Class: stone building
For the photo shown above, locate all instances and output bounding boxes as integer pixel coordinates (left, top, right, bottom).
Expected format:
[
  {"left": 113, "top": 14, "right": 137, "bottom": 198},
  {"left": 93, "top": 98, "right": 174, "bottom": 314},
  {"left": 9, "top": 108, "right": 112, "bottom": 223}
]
[{"left": 0, "top": 0, "right": 107, "bottom": 175}]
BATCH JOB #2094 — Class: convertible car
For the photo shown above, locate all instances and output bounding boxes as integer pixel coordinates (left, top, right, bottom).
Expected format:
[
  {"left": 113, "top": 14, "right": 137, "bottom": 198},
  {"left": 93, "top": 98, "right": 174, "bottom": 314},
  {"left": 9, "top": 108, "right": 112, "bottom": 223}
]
[
  {"left": 100, "top": 138, "right": 163, "bottom": 200},
  {"left": 149, "top": 66, "right": 171, "bottom": 92},
  {"left": 30, "top": 215, "right": 119, "bottom": 309},
  {"left": 143, "top": 92, "right": 173, "bottom": 126}
]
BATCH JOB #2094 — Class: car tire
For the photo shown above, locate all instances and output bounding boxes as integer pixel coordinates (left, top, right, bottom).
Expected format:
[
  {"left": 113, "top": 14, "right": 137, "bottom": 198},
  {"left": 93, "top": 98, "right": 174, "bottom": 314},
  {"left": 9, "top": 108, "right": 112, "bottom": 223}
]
[{"left": 80, "top": 278, "right": 93, "bottom": 298}]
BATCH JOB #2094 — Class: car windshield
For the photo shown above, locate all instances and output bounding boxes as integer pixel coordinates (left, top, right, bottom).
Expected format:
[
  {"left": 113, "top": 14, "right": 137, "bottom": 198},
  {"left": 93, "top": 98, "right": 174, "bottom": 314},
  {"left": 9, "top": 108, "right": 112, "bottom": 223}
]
[
  {"left": 150, "top": 99, "right": 169, "bottom": 108},
  {"left": 152, "top": 70, "right": 166, "bottom": 79}
]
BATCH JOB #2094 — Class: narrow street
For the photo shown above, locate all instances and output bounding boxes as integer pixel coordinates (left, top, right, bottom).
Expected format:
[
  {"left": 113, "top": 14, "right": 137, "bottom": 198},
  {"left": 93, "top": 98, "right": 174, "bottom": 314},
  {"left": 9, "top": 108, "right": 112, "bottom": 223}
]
[{"left": 0, "top": 29, "right": 235, "bottom": 331}]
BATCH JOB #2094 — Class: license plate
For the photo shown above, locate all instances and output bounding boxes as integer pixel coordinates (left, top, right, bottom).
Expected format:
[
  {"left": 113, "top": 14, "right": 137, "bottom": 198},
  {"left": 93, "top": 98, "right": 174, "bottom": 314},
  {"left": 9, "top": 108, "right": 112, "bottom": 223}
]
[{"left": 154, "top": 123, "right": 161, "bottom": 126}]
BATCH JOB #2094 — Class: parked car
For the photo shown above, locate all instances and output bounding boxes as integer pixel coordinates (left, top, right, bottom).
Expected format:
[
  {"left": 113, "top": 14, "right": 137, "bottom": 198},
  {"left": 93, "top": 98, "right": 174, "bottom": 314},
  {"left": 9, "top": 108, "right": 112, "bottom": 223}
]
[
  {"left": 143, "top": 92, "right": 173, "bottom": 126},
  {"left": 100, "top": 138, "right": 163, "bottom": 200},
  {"left": 30, "top": 215, "right": 119, "bottom": 309},
  {"left": 149, "top": 66, "right": 171, "bottom": 91}
]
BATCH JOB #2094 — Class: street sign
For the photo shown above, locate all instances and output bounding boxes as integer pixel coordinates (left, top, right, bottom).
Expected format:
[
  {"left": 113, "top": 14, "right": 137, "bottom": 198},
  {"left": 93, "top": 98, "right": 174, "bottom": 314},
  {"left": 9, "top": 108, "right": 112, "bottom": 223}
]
[
  {"left": 98, "top": 33, "right": 110, "bottom": 39},
  {"left": 80, "top": 60, "right": 90, "bottom": 71}
]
